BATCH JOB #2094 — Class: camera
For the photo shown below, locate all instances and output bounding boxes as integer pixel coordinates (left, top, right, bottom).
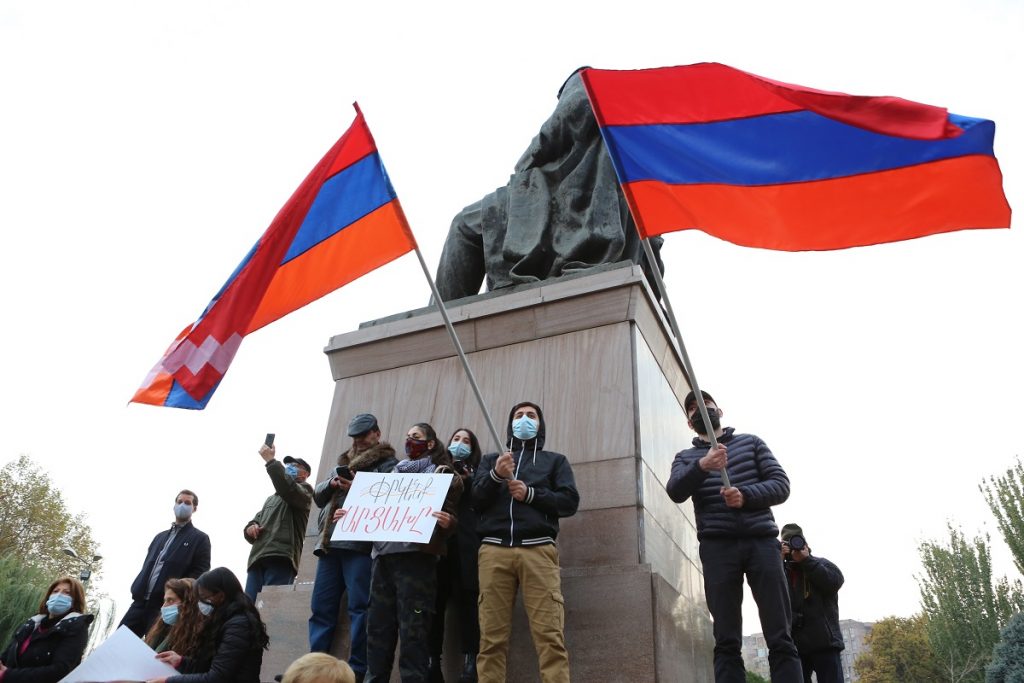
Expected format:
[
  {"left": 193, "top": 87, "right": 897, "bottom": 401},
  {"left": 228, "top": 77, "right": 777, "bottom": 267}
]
[{"left": 787, "top": 534, "right": 806, "bottom": 552}]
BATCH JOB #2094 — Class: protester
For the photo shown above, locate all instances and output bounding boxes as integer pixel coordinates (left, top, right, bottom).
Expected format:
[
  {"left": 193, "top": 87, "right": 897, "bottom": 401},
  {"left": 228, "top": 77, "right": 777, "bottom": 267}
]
[
  {"left": 429, "top": 427, "right": 483, "bottom": 683},
  {"left": 0, "top": 576, "right": 94, "bottom": 683},
  {"left": 121, "top": 490, "right": 211, "bottom": 636},
  {"left": 666, "top": 390, "right": 802, "bottom": 682},
  {"left": 309, "top": 413, "right": 398, "bottom": 683},
  {"left": 149, "top": 567, "right": 269, "bottom": 683},
  {"left": 243, "top": 441, "right": 314, "bottom": 601},
  {"left": 780, "top": 523, "right": 846, "bottom": 683},
  {"left": 472, "top": 402, "right": 579, "bottom": 683},
  {"left": 361, "top": 422, "right": 463, "bottom": 683},
  {"left": 143, "top": 578, "right": 205, "bottom": 656},
  {"left": 282, "top": 653, "right": 356, "bottom": 683}
]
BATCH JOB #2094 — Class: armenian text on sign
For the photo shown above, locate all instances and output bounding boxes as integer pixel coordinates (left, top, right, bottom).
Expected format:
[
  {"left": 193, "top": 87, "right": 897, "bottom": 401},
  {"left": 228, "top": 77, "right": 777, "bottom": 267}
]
[{"left": 331, "top": 472, "right": 454, "bottom": 543}]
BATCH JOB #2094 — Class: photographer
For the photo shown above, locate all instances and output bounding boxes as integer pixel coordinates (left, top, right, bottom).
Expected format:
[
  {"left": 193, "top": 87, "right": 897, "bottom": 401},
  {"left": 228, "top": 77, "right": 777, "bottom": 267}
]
[{"left": 781, "top": 524, "right": 845, "bottom": 683}]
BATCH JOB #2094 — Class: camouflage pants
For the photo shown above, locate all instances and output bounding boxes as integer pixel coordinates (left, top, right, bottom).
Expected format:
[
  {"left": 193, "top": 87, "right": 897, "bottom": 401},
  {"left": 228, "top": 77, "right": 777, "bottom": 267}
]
[{"left": 365, "top": 552, "right": 438, "bottom": 683}]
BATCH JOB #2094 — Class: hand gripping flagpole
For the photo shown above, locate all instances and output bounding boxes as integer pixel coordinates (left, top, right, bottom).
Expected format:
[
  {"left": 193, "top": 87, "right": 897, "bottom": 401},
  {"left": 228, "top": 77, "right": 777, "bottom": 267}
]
[
  {"left": 391, "top": 208, "right": 506, "bottom": 456},
  {"left": 641, "top": 238, "right": 731, "bottom": 488}
]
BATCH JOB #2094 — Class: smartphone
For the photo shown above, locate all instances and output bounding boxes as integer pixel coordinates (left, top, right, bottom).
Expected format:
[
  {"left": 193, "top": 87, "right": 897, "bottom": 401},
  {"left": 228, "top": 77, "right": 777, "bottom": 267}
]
[
  {"left": 335, "top": 465, "right": 354, "bottom": 480},
  {"left": 265, "top": 433, "right": 276, "bottom": 447}
]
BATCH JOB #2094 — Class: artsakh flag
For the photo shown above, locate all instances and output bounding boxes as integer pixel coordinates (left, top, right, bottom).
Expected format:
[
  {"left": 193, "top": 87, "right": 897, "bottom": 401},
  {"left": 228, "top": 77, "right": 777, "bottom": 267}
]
[
  {"left": 580, "top": 63, "right": 1010, "bottom": 249},
  {"left": 132, "top": 104, "right": 415, "bottom": 409}
]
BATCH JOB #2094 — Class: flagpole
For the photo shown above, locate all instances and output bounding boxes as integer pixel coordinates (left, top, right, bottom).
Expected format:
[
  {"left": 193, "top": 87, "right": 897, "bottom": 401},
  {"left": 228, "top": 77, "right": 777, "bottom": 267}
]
[
  {"left": 405, "top": 243, "right": 507, "bottom": 457},
  {"left": 641, "top": 238, "right": 731, "bottom": 488}
]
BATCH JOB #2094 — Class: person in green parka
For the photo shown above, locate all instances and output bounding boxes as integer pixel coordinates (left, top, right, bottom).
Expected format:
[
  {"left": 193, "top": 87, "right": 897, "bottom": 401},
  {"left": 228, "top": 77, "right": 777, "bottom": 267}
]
[{"left": 243, "top": 441, "right": 313, "bottom": 601}]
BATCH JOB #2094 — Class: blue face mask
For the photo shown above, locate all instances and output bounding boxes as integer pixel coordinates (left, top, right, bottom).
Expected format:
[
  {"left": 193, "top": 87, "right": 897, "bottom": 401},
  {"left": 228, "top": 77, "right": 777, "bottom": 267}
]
[
  {"left": 173, "top": 502, "right": 193, "bottom": 520},
  {"left": 161, "top": 604, "right": 179, "bottom": 625},
  {"left": 512, "top": 416, "right": 538, "bottom": 440},
  {"left": 198, "top": 600, "right": 215, "bottom": 617},
  {"left": 46, "top": 593, "right": 73, "bottom": 616},
  {"left": 448, "top": 442, "right": 472, "bottom": 460},
  {"left": 284, "top": 464, "right": 299, "bottom": 478}
]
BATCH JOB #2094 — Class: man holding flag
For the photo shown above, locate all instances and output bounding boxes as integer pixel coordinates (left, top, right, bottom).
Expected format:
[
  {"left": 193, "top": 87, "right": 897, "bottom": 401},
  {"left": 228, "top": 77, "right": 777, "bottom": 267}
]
[{"left": 667, "top": 391, "right": 801, "bottom": 682}]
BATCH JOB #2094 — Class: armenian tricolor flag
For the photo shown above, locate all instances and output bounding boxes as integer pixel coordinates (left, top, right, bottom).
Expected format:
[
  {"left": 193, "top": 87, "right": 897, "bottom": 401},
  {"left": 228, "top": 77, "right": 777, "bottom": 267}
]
[
  {"left": 132, "top": 104, "right": 414, "bottom": 409},
  {"left": 581, "top": 63, "right": 1010, "bottom": 250}
]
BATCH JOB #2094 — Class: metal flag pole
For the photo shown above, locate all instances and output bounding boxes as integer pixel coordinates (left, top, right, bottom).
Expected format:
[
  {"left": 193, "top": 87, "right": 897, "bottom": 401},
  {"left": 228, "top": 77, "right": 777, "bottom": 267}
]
[
  {"left": 403, "top": 235, "right": 506, "bottom": 457},
  {"left": 641, "top": 238, "right": 731, "bottom": 488}
]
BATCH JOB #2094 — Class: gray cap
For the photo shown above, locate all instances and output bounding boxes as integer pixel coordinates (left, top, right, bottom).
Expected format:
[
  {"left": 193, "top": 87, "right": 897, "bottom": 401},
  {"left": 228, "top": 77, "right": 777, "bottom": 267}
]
[
  {"left": 347, "top": 413, "right": 379, "bottom": 437},
  {"left": 283, "top": 455, "right": 311, "bottom": 473}
]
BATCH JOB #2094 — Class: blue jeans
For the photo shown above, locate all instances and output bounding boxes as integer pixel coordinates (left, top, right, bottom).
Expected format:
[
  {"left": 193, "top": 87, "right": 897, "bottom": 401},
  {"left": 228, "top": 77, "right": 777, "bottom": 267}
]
[
  {"left": 309, "top": 549, "right": 372, "bottom": 674},
  {"left": 244, "top": 556, "right": 296, "bottom": 601}
]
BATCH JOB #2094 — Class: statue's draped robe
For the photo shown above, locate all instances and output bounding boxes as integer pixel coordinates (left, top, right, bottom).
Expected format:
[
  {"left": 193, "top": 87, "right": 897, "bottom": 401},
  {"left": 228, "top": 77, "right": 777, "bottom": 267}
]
[{"left": 435, "top": 72, "right": 663, "bottom": 301}]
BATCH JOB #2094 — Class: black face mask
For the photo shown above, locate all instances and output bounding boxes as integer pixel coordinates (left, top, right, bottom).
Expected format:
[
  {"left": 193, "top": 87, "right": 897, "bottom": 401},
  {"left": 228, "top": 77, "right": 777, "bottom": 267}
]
[{"left": 689, "top": 408, "right": 721, "bottom": 435}]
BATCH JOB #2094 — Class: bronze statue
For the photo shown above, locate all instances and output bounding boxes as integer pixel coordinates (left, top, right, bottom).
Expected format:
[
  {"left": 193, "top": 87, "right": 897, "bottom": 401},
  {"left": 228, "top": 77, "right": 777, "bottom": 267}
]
[{"left": 434, "top": 70, "right": 664, "bottom": 301}]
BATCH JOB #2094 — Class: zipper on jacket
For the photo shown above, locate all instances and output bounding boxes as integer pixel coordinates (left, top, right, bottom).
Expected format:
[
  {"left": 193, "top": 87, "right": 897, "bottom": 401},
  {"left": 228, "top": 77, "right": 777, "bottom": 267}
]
[{"left": 508, "top": 443, "right": 525, "bottom": 546}]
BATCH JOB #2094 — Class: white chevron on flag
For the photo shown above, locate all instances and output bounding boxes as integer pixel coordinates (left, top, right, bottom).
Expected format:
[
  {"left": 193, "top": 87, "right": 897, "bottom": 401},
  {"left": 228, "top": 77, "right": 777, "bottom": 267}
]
[{"left": 161, "top": 332, "right": 244, "bottom": 376}]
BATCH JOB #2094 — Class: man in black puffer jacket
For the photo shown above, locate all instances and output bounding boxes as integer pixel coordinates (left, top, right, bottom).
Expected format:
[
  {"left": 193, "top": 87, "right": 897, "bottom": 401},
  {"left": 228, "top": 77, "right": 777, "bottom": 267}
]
[
  {"left": 472, "top": 401, "right": 579, "bottom": 683},
  {"left": 780, "top": 524, "right": 845, "bottom": 683},
  {"left": 666, "top": 390, "right": 802, "bottom": 683}
]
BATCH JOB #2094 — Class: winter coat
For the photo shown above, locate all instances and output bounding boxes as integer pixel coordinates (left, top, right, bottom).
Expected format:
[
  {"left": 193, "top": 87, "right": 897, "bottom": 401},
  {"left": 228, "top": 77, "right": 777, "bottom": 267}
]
[
  {"left": 449, "top": 467, "right": 482, "bottom": 592},
  {"left": 313, "top": 442, "right": 398, "bottom": 555},
  {"left": 130, "top": 521, "right": 211, "bottom": 601},
  {"left": 665, "top": 427, "right": 790, "bottom": 540},
  {"left": 243, "top": 459, "right": 313, "bottom": 572},
  {"left": 0, "top": 612, "right": 94, "bottom": 683},
  {"left": 167, "top": 607, "right": 264, "bottom": 683},
  {"left": 472, "top": 403, "right": 580, "bottom": 547},
  {"left": 787, "top": 554, "right": 845, "bottom": 653}
]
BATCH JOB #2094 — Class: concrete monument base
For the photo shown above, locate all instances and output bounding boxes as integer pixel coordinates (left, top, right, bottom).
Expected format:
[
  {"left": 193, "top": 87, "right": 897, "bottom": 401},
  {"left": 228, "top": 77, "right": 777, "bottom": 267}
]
[{"left": 258, "top": 263, "right": 713, "bottom": 682}]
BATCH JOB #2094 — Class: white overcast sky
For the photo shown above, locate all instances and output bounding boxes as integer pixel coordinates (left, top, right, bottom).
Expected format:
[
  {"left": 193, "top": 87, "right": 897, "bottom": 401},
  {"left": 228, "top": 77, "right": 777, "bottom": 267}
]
[{"left": 1, "top": 0, "right": 1021, "bottom": 637}]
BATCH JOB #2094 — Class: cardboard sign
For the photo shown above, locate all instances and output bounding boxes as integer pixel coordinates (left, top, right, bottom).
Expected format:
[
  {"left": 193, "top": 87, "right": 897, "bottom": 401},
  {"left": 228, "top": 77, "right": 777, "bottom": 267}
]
[{"left": 331, "top": 471, "right": 453, "bottom": 543}]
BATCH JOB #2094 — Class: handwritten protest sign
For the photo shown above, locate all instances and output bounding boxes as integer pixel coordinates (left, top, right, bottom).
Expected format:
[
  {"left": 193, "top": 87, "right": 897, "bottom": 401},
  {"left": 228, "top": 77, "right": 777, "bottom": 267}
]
[{"left": 331, "top": 472, "right": 453, "bottom": 543}]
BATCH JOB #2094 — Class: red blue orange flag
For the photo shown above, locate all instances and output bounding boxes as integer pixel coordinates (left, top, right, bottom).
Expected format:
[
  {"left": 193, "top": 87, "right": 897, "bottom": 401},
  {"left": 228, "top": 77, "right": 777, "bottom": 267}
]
[
  {"left": 132, "top": 104, "right": 415, "bottom": 409},
  {"left": 580, "top": 63, "right": 1011, "bottom": 250}
]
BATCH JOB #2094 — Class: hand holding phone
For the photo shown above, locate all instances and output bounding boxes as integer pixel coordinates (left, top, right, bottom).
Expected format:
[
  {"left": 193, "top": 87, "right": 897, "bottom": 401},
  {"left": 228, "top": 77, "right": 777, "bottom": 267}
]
[{"left": 335, "top": 465, "right": 354, "bottom": 480}]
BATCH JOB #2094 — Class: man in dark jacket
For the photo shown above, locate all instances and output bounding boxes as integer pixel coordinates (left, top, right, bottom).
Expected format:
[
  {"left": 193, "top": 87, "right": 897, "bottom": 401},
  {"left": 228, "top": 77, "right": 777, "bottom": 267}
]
[
  {"left": 472, "top": 401, "right": 580, "bottom": 683},
  {"left": 308, "top": 413, "right": 398, "bottom": 683},
  {"left": 120, "top": 489, "right": 211, "bottom": 636},
  {"left": 243, "top": 442, "right": 314, "bottom": 601},
  {"left": 781, "top": 524, "right": 845, "bottom": 683},
  {"left": 666, "top": 391, "right": 802, "bottom": 683}
]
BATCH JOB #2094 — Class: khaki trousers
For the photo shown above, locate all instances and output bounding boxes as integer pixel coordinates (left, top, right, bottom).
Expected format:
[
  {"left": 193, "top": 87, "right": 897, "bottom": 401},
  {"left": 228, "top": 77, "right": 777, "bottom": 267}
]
[{"left": 476, "top": 543, "right": 569, "bottom": 683}]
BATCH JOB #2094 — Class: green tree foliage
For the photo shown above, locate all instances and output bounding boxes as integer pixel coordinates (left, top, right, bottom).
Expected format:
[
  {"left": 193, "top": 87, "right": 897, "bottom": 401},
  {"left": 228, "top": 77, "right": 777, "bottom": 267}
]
[
  {"left": 854, "top": 615, "right": 943, "bottom": 683},
  {"left": 987, "top": 612, "right": 1024, "bottom": 682},
  {"left": 918, "top": 525, "right": 1024, "bottom": 683},
  {"left": 0, "top": 455, "right": 101, "bottom": 580},
  {"left": 745, "top": 672, "right": 770, "bottom": 683},
  {"left": 981, "top": 457, "right": 1024, "bottom": 577},
  {"left": 0, "top": 553, "right": 50, "bottom": 646}
]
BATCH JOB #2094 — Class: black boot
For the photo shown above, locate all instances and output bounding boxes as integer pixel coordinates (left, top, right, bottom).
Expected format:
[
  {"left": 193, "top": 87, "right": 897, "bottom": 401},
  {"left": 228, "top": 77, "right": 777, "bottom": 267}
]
[
  {"left": 459, "top": 654, "right": 477, "bottom": 683},
  {"left": 428, "top": 655, "right": 445, "bottom": 683}
]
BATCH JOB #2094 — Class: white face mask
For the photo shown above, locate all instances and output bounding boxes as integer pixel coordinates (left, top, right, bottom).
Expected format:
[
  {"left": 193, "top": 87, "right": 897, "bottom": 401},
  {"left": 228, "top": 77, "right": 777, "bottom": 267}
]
[
  {"left": 174, "top": 502, "right": 194, "bottom": 520},
  {"left": 198, "top": 600, "right": 215, "bottom": 616}
]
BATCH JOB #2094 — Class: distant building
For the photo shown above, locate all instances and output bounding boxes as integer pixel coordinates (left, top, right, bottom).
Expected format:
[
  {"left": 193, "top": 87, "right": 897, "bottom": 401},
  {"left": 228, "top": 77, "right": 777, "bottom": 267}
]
[{"left": 742, "top": 619, "right": 874, "bottom": 682}]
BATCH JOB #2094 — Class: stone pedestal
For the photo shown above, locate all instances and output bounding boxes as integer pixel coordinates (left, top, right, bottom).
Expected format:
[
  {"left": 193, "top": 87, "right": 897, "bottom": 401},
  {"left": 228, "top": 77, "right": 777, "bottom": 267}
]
[{"left": 258, "top": 263, "right": 714, "bottom": 682}]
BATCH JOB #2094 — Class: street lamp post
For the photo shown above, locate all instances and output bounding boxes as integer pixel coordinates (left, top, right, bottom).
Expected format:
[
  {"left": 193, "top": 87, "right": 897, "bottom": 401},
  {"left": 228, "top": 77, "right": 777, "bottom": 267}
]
[{"left": 62, "top": 547, "right": 102, "bottom": 587}]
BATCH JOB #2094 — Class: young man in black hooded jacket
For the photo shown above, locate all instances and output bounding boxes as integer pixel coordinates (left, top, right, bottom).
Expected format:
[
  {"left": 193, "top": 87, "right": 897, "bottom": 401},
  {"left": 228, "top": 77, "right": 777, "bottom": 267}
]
[{"left": 472, "top": 401, "right": 579, "bottom": 683}]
